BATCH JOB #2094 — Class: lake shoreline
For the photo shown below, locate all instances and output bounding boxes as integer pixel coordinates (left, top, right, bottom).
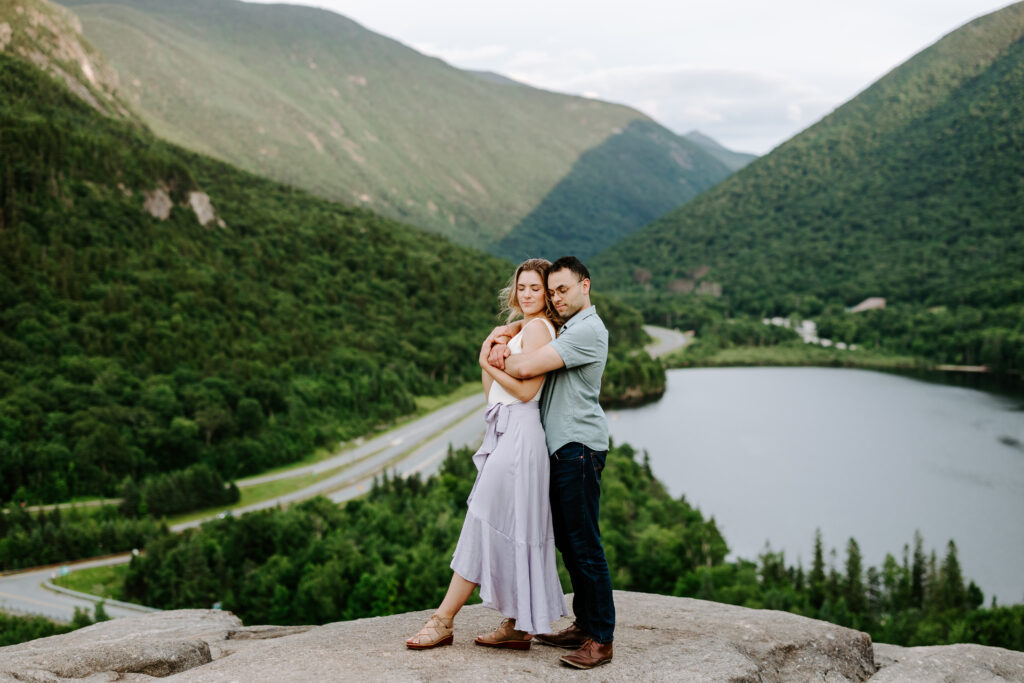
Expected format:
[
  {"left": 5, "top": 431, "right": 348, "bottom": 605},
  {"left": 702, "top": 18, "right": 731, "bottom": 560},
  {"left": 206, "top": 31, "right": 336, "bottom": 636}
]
[
  {"left": 607, "top": 366, "right": 1024, "bottom": 605},
  {"left": 664, "top": 343, "right": 1024, "bottom": 397}
]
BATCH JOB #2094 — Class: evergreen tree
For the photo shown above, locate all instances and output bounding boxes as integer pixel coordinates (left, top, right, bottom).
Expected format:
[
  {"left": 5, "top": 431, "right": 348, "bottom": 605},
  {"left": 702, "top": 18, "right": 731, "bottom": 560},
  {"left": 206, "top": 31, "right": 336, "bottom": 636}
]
[
  {"left": 939, "top": 540, "right": 967, "bottom": 613},
  {"left": 119, "top": 477, "right": 142, "bottom": 518},
  {"left": 809, "top": 529, "right": 826, "bottom": 610},
  {"left": 844, "top": 538, "right": 866, "bottom": 616},
  {"left": 911, "top": 531, "right": 927, "bottom": 608},
  {"left": 925, "top": 550, "right": 941, "bottom": 614}
]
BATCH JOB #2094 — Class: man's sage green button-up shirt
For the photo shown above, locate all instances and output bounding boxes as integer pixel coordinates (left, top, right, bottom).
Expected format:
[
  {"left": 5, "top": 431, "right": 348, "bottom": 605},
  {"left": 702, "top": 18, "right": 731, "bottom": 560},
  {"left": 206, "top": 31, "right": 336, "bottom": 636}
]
[{"left": 540, "top": 305, "right": 609, "bottom": 454}]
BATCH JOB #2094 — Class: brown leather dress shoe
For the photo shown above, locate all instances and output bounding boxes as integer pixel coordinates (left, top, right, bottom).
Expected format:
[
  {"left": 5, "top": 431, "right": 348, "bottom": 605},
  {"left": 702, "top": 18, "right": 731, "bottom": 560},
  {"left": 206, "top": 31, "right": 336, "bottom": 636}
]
[
  {"left": 560, "top": 638, "right": 613, "bottom": 669},
  {"left": 533, "top": 622, "right": 589, "bottom": 649}
]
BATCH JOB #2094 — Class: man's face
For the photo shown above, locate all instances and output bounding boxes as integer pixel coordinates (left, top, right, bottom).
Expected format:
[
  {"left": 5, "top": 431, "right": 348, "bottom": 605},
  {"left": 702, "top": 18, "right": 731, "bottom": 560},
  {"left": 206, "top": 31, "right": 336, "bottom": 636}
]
[{"left": 547, "top": 268, "right": 588, "bottom": 320}]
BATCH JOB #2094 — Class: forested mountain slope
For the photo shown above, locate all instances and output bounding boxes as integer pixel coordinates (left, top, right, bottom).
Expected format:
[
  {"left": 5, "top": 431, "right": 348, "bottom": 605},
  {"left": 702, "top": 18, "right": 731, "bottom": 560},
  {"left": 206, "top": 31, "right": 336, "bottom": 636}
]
[
  {"left": 0, "top": 50, "right": 508, "bottom": 503},
  {"left": 494, "top": 119, "right": 730, "bottom": 262},
  {"left": 55, "top": 0, "right": 732, "bottom": 255},
  {"left": 594, "top": 3, "right": 1024, "bottom": 371}
]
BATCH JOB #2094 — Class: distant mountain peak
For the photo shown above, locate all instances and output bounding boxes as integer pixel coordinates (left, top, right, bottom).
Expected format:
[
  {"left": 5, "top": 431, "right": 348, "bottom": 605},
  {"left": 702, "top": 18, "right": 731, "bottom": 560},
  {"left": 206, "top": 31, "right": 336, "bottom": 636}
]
[{"left": 684, "top": 130, "right": 726, "bottom": 149}]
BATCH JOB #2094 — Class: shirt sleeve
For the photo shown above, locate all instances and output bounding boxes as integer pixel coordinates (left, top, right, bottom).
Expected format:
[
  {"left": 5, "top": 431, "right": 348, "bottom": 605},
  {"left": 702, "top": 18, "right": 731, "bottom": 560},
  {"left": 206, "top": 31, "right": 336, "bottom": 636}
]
[{"left": 549, "top": 320, "right": 607, "bottom": 369}]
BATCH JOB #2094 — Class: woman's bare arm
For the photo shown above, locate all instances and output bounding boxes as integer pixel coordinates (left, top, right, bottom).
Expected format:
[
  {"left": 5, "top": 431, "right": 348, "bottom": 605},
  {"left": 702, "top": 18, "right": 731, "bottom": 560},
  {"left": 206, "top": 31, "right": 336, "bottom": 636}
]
[{"left": 478, "top": 320, "right": 552, "bottom": 402}]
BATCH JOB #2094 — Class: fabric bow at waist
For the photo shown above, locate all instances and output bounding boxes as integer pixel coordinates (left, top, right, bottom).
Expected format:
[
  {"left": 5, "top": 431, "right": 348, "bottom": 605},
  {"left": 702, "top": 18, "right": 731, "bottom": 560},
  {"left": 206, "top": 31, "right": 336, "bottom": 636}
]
[
  {"left": 472, "top": 402, "right": 511, "bottom": 472},
  {"left": 466, "top": 402, "right": 538, "bottom": 504}
]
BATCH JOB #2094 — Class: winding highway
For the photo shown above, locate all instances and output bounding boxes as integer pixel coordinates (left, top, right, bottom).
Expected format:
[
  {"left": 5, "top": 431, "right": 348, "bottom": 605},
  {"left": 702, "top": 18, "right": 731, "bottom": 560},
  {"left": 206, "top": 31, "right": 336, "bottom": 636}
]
[{"left": 0, "top": 391, "right": 488, "bottom": 622}]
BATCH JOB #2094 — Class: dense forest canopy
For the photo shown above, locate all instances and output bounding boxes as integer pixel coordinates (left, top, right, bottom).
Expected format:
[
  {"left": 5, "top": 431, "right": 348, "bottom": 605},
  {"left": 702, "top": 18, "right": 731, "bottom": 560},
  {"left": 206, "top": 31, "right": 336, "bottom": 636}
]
[{"left": 593, "top": 4, "right": 1024, "bottom": 373}]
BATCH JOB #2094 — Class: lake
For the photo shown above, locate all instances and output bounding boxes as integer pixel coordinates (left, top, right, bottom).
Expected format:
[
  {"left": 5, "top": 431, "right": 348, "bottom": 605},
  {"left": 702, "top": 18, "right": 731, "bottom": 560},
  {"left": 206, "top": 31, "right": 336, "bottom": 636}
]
[{"left": 606, "top": 367, "right": 1024, "bottom": 605}]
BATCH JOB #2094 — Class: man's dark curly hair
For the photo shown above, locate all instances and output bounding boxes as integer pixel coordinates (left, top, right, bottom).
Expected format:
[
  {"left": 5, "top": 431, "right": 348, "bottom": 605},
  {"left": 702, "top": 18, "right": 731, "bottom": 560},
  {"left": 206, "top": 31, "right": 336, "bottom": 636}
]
[{"left": 548, "top": 256, "right": 591, "bottom": 283}]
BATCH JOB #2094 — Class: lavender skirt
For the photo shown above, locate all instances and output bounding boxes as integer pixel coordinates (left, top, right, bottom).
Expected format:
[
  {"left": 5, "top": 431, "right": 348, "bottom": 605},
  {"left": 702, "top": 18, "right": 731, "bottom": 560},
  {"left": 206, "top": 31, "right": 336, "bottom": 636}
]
[{"left": 450, "top": 401, "right": 568, "bottom": 634}]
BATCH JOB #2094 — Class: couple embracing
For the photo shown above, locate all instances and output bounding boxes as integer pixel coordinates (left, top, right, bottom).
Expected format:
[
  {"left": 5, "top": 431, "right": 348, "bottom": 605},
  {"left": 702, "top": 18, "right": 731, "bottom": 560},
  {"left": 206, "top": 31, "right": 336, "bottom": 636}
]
[{"left": 405, "top": 256, "right": 615, "bottom": 670}]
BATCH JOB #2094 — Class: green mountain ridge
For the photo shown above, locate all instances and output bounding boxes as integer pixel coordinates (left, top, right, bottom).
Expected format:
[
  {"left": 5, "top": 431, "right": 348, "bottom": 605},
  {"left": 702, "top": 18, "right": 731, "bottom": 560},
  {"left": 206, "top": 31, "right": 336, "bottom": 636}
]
[
  {"left": 683, "top": 130, "right": 757, "bottom": 171},
  {"left": 54, "top": 0, "right": 733, "bottom": 255},
  {"left": 594, "top": 2, "right": 1024, "bottom": 372}
]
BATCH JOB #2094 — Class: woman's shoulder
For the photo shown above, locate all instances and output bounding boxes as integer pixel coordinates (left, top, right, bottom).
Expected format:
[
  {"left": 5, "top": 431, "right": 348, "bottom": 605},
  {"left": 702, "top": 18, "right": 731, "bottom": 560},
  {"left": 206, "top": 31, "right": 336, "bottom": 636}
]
[{"left": 523, "top": 316, "right": 556, "bottom": 341}]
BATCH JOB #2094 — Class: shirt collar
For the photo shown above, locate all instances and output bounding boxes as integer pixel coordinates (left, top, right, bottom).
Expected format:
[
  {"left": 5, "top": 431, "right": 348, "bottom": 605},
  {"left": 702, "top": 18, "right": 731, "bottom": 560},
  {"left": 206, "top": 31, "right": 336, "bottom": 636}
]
[{"left": 560, "top": 305, "right": 597, "bottom": 333}]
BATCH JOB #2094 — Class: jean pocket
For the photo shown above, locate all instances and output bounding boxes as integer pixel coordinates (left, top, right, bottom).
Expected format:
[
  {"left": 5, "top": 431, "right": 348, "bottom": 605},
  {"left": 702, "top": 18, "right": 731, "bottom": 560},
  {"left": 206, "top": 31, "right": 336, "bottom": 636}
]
[
  {"left": 589, "top": 449, "right": 607, "bottom": 478},
  {"left": 553, "top": 444, "right": 585, "bottom": 462}
]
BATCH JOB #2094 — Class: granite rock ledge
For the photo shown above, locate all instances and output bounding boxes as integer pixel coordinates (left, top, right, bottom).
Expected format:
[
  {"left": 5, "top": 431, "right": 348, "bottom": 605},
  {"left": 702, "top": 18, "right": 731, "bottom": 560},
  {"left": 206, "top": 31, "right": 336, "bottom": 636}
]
[{"left": 1, "top": 591, "right": 1022, "bottom": 682}]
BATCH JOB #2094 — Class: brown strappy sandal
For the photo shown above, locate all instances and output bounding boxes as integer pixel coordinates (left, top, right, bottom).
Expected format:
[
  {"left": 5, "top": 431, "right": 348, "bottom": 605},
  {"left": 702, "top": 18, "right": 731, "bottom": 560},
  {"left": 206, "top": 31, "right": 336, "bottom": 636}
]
[
  {"left": 474, "top": 617, "right": 532, "bottom": 650},
  {"left": 406, "top": 613, "right": 454, "bottom": 649}
]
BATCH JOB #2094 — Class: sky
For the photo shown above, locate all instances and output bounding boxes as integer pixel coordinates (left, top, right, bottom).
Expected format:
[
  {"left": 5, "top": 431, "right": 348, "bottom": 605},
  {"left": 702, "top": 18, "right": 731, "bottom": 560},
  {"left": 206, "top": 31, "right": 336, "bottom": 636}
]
[{"left": 246, "top": 1, "right": 1013, "bottom": 154}]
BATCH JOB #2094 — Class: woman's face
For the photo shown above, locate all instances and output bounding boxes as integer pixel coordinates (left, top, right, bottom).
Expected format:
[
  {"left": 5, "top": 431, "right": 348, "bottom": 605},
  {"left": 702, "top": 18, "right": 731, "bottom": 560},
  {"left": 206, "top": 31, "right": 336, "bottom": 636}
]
[{"left": 516, "top": 269, "right": 546, "bottom": 317}]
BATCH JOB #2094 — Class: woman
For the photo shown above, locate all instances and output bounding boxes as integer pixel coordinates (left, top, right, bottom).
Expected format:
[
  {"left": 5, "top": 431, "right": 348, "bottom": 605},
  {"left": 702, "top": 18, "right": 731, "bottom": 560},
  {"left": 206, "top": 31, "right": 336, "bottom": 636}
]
[{"left": 406, "top": 258, "right": 568, "bottom": 650}]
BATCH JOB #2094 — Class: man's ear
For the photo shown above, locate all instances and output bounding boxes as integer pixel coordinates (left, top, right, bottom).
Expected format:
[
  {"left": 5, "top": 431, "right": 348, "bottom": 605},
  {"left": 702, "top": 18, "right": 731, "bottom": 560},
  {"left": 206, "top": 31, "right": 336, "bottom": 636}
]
[{"left": 581, "top": 278, "right": 591, "bottom": 294}]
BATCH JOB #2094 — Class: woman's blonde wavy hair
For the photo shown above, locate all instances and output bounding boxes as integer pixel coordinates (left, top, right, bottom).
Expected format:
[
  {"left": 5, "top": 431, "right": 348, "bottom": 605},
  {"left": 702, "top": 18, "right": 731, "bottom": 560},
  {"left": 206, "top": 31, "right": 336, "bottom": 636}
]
[{"left": 499, "top": 258, "right": 560, "bottom": 325}]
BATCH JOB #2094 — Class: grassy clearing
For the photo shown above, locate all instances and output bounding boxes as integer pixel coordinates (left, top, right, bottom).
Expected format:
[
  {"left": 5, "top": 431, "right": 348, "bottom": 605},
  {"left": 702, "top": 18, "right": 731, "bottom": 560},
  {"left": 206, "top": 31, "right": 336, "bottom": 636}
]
[
  {"left": 665, "top": 342, "right": 924, "bottom": 370},
  {"left": 52, "top": 564, "right": 128, "bottom": 602},
  {"left": 412, "top": 381, "right": 482, "bottom": 416},
  {"left": 237, "top": 382, "right": 482, "bottom": 482},
  {"left": 166, "top": 464, "right": 353, "bottom": 526}
]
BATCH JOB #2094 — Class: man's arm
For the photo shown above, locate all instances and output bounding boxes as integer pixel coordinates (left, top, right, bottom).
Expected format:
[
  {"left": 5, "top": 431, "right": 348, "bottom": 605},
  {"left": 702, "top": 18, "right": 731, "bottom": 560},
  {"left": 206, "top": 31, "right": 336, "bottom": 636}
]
[{"left": 501, "top": 344, "right": 564, "bottom": 379}]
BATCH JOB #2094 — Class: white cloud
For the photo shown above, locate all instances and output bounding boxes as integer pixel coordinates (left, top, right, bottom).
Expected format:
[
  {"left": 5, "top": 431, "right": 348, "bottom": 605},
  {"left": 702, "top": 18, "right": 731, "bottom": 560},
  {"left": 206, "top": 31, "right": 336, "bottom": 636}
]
[
  {"left": 495, "top": 62, "right": 837, "bottom": 153},
  {"left": 400, "top": 42, "right": 843, "bottom": 152},
  {"left": 242, "top": 0, "right": 1013, "bottom": 153}
]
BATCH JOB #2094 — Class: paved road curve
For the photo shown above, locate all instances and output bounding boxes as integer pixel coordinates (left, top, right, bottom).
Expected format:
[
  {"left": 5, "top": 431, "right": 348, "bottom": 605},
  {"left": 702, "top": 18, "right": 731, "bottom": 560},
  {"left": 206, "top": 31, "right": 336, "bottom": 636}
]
[
  {"left": 0, "top": 555, "right": 156, "bottom": 623},
  {"left": 643, "top": 324, "right": 690, "bottom": 358}
]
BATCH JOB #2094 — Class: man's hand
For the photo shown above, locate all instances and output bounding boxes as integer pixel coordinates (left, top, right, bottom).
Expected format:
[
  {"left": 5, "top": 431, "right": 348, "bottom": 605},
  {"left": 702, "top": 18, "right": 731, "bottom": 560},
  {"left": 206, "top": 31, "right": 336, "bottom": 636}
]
[{"left": 486, "top": 324, "right": 518, "bottom": 344}]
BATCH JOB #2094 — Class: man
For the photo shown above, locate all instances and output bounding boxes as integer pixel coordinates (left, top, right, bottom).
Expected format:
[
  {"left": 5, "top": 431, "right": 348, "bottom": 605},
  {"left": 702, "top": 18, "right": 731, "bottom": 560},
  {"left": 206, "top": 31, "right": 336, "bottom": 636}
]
[{"left": 485, "top": 256, "right": 614, "bottom": 670}]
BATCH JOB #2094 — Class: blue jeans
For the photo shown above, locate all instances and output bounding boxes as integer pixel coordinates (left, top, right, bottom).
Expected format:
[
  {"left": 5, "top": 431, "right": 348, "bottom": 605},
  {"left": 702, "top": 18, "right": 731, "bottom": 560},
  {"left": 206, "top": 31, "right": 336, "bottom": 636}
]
[{"left": 550, "top": 442, "right": 615, "bottom": 643}]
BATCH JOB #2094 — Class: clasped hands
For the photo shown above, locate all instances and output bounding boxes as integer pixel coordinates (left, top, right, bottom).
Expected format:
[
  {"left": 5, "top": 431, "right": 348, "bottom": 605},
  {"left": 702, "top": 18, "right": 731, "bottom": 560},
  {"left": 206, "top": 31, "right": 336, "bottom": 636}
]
[{"left": 479, "top": 323, "right": 520, "bottom": 370}]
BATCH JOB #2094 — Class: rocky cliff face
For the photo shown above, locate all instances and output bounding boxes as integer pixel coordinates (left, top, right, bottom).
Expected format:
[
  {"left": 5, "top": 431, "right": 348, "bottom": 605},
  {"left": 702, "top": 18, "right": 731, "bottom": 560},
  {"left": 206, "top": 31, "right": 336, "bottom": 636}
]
[
  {"left": 2, "top": 591, "right": 1022, "bottom": 681},
  {"left": 0, "top": 0, "right": 132, "bottom": 119}
]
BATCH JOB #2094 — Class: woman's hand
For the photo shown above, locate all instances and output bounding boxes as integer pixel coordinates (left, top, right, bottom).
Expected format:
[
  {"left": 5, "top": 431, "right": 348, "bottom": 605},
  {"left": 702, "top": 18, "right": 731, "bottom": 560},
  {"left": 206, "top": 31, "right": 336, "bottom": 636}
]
[
  {"left": 488, "top": 342, "right": 510, "bottom": 370},
  {"left": 479, "top": 337, "right": 493, "bottom": 368},
  {"left": 481, "top": 325, "right": 514, "bottom": 369}
]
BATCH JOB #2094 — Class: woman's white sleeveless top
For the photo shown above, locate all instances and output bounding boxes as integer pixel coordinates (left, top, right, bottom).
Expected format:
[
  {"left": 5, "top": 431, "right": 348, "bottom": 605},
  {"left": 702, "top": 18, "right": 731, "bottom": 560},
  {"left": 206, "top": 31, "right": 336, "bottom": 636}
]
[{"left": 487, "top": 318, "right": 557, "bottom": 405}]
